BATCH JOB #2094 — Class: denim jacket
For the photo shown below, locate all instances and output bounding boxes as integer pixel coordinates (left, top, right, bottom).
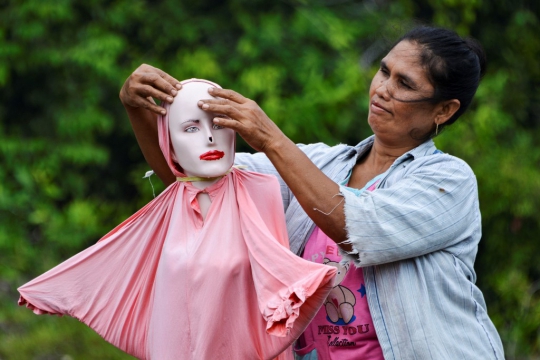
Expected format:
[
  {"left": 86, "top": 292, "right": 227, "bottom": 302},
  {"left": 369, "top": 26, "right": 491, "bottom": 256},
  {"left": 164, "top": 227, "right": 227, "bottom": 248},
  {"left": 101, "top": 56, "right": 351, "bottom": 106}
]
[{"left": 235, "top": 135, "right": 504, "bottom": 360}]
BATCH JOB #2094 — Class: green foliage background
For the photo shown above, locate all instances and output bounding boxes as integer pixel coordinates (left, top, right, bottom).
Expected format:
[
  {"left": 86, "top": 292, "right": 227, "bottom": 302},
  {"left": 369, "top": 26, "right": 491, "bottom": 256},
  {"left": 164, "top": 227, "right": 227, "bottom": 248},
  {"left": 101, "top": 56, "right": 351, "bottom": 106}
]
[{"left": 1, "top": 0, "right": 539, "bottom": 358}]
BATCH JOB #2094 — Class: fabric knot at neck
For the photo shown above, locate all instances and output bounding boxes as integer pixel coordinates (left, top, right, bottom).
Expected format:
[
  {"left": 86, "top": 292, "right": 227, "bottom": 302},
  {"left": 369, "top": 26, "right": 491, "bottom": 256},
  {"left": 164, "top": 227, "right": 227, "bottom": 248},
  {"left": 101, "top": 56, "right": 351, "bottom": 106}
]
[{"left": 176, "top": 175, "right": 226, "bottom": 183}]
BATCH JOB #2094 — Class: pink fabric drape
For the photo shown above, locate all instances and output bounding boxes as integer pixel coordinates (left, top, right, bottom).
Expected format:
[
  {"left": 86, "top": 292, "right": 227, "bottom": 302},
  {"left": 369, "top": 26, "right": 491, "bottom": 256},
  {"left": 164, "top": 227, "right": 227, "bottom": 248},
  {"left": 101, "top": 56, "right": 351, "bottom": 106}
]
[{"left": 18, "top": 89, "right": 336, "bottom": 359}]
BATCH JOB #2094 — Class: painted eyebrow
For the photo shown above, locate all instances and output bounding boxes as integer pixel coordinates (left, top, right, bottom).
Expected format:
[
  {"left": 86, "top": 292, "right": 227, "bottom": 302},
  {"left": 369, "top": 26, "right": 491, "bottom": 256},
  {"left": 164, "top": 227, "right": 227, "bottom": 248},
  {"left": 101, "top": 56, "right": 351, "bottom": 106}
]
[
  {"left": 380, "top": 60, "right": 418, "bottom": 88},
  {"left": 180, "top": 119, "right": 200, "bottom": 124}
]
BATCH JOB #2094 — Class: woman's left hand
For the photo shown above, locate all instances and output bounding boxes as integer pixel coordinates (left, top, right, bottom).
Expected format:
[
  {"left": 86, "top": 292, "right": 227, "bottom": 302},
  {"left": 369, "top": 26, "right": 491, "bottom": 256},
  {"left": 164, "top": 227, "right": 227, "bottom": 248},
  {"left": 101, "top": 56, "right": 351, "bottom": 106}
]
[{"left": 198, "top": 87, "right": 287, "bottom": 153}]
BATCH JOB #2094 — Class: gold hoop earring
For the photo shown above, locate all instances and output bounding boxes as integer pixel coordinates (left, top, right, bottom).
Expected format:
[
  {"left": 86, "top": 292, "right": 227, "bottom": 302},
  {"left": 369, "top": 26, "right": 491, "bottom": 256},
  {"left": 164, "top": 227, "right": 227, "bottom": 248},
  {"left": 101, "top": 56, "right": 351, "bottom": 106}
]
[{"left": 435, "top": 123, "right": 439, "bottom": 136}]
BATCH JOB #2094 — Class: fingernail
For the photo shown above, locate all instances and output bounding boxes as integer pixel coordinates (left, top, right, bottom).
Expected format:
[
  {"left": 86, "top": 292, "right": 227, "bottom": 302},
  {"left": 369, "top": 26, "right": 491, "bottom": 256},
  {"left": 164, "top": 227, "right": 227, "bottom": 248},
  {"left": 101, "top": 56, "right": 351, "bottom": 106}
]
[
  {"left": 208, "top": 87, "right": 215, "bottom": 93},
  {"left": 167, "top": 96, "right": 173, "bottom": 102},
  {"left": 198, "top": 101, "right": 203, "bottom": 107},
  {"left": 202, "top": 104, "right": 209, "bottom": 109},
  {"left": 161, "top": 110, "right": 166, "bottom": 115},
  {"left": 171, "top": 89, "right": 177, "bottom": 96},
  {"left": 176, "top": 84, "right": 182, "bottom": 89},
  {"left": 213, "top": 118, "right": 220, "bottom": 123}
]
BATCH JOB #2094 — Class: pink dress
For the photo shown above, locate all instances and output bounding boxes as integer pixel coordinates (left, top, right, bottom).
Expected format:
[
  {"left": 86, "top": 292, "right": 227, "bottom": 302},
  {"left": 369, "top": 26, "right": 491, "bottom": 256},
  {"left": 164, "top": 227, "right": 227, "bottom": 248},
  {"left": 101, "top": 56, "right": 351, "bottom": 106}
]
[{"left": 18, "top": 103, "right": 336, "bottom": 359}]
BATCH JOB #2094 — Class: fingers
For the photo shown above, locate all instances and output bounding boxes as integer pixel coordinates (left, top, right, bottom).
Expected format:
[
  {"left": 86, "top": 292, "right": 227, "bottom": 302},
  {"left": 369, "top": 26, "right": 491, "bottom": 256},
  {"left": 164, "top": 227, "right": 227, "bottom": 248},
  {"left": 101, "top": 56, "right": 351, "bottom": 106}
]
[
  {"left": 198, "top": 101, "right": 244, "bottom": 120},
  {"left": 139, "top": 72, "right": 180, "bottom": 98},
  {"left": 137, "top": 64, "right": 181, "bottom": 93},
  {"left": 121, "top": 64, "right": 183, "bottom": 115},
  {"left": 208, "top": 87, "right": 248, "bottom": 104},
  {"left": 137, "top": 84, "right": 174, "bottom": 105},
  {"left": 125, "top": 85, "right": 168, "bottom": 115},
  {"left": 197, "top": 98, "right": 228, "bottom": 106},
  {"left": 153, "top": 66, "right": 183, "bottom": 92},
  {"left": 140, "top": 96, "right": 169, "bottom": 115},
  {"left": 143, "top": 96, "right": 169, "bottom": 115},
  {"left": 212, "top": 117, "right": 240, "bottom": 131}
]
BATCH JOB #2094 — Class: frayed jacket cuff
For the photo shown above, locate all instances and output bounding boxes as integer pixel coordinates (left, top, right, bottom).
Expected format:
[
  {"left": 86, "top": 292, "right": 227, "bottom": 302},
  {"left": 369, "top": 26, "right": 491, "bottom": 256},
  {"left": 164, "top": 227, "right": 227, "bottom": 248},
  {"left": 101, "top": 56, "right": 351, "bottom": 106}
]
[{"left": 337, "top": 185, "right": 363, "bottom": 267}]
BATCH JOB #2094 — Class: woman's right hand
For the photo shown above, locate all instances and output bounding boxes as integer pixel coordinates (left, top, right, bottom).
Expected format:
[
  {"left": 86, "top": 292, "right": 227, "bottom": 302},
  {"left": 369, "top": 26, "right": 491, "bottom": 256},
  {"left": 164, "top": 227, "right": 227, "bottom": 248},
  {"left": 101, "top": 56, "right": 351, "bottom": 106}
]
[{"left": 119, "top": 64, "right": 183, "bottom": 115}]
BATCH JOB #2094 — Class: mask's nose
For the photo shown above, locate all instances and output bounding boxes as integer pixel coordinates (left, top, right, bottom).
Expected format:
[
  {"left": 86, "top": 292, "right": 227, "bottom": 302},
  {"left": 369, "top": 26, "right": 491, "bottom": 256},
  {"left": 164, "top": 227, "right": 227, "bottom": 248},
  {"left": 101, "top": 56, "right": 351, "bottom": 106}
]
[{"left": 203, "top": 123, "right": 214, "bottom": 144}]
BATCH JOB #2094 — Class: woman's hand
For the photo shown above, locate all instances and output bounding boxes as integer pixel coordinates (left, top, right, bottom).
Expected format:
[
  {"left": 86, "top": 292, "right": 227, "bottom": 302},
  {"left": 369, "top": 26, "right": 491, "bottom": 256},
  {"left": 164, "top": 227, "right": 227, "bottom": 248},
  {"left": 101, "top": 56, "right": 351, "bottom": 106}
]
[
  {"left": 120, "top": 64, "right": 182, "bottom": 115},
  {"left": 199, "top": 87, "right": 350, "bottom": 248},
  {"left": 120, "top": 64, "right": 178, "bottom": 186},
  {"left": 198, "top": 87, "right": 287, "bottom": 153}
]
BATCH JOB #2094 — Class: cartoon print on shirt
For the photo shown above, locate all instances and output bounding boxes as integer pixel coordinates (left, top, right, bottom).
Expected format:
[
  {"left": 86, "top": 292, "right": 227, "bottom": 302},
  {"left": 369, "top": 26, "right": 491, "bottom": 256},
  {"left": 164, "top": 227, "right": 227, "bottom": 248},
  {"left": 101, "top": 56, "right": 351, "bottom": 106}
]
[{"left": 323, "top": 258, "right": 357, "bottom": 324}]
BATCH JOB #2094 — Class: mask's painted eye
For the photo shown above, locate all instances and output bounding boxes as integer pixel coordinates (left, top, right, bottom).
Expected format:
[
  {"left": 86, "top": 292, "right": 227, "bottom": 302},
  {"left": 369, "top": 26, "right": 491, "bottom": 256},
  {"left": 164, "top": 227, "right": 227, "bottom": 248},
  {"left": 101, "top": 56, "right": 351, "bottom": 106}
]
[
  {"left": 212, "top": 124, "right": 224, "bottom": 130},
  {"left": 185, "top": 126, "right": 199, "bottom": 133}
]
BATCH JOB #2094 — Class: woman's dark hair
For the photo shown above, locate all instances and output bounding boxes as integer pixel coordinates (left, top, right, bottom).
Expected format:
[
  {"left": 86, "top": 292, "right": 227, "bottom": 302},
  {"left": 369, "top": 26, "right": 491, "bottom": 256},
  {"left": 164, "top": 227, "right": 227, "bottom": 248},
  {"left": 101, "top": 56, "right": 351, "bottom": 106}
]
[{"left": 395, "top": 26, "right": 486, "bottom": 135}]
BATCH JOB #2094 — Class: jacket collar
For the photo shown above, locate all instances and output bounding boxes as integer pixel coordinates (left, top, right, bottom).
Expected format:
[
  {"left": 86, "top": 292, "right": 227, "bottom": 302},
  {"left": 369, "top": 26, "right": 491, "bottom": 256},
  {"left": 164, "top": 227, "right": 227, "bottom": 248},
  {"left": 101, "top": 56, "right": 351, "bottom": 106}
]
[{"left": 347, "top": 135, "right": 438, "bottom": 166}]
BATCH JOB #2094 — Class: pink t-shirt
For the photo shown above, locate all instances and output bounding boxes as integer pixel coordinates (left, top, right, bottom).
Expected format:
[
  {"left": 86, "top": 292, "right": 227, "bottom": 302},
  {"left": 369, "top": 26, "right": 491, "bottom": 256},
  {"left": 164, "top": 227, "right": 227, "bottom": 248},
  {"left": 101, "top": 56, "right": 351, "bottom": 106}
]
[{"left": 294, "top": 181, "right": 384, "bottom": 360}]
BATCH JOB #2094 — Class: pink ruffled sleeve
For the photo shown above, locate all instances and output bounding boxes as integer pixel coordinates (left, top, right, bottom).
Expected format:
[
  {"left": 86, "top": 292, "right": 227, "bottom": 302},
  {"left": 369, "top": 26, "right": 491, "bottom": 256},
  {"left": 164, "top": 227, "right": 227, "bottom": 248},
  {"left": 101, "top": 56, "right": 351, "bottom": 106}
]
[
  {"left": 235, "top": 170, "right": 337, "bottom": 338},
  {"left": 17, "top": 183, "right": 181, "bottom": 359}
]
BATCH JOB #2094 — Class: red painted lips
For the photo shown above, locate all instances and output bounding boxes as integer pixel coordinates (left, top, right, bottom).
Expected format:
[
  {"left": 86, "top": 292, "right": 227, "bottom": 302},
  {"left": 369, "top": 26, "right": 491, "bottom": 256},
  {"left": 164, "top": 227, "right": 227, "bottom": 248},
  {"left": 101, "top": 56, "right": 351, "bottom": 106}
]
[{"left": 199, "top": 150, "right": 225, "bottom": 161}]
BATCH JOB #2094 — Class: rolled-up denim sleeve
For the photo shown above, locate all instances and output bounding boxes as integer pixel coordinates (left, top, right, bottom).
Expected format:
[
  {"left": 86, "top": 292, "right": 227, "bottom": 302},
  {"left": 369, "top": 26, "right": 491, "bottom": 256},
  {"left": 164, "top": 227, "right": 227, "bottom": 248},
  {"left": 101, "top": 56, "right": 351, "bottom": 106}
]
[{"left": 338, "top": 155, "right": 481, "bottom": 267}]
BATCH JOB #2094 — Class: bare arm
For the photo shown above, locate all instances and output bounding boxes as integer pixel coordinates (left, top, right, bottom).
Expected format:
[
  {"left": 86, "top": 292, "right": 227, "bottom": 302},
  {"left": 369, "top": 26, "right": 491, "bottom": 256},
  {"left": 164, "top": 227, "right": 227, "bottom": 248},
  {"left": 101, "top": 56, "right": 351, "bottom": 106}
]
[
  {"left": 119, "top": 64, "right": 181, "bottom": 186},
  {"left": 263, "top": 136, "right": 351, "bottom": 251},
  {"left": 198, "top": 88, "right": 352, "bottom": 251}
]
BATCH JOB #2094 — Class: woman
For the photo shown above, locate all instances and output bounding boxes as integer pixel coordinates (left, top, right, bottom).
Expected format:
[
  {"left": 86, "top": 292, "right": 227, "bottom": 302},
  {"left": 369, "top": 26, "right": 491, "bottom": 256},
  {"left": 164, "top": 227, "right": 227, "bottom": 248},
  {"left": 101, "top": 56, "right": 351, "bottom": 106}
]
[{"left": 121, "top": 26, "right": 505, "bottom": 359}]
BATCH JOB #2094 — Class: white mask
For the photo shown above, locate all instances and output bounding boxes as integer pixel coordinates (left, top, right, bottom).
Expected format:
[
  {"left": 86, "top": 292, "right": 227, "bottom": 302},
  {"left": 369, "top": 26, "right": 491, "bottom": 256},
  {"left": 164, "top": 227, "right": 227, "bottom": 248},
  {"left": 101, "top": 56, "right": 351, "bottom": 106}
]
[{"left": 168, "top": 81, "right": 235, "bottom": 178}]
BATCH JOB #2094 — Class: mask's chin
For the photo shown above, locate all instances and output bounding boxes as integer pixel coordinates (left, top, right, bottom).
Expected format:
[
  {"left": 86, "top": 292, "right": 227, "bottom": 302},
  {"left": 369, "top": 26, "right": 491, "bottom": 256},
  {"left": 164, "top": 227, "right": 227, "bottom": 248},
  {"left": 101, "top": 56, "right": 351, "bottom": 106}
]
[{"left": 176, "top": 159, "right": 234, "bottom": 179}]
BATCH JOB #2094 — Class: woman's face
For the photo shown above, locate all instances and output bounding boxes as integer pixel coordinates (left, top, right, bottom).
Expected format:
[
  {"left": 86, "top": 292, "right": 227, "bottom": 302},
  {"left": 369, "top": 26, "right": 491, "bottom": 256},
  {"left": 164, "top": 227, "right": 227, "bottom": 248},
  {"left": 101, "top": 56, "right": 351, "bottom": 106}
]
[
  {"left": 368, "top": 40, "right": 439, "bottom": 145},
  {"left": 168, "top": 82, "right": 235, "bottom": 178}
]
